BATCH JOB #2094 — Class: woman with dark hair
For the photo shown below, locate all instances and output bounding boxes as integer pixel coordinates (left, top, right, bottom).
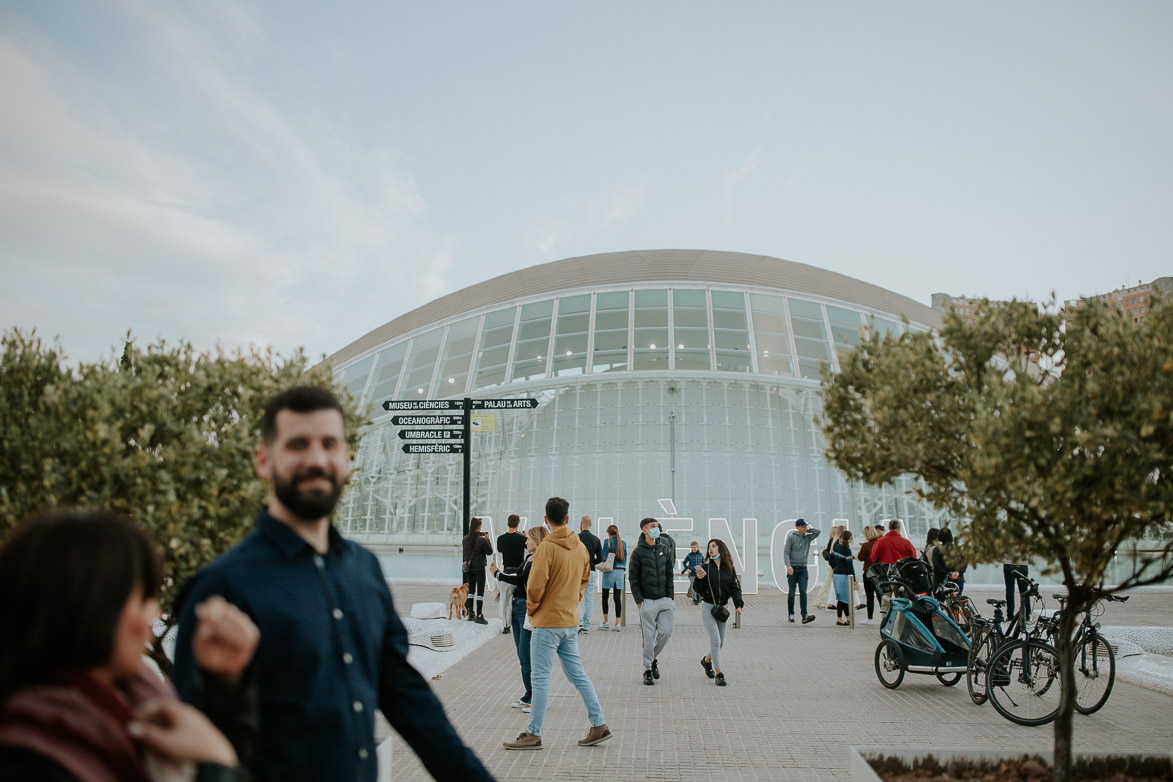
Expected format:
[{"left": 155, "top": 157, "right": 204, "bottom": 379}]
[
  {"left": 0, "top": 508, "right": 248, "bottom": 781},
  {"left": 462, "top": 517, "right": 494, "bottom": 624},
  {"left": 692, "top": 539, "right": 744, "bottom": 686},
  {"left": 490, "top": 525, "right": 549, "bottom": 713},
  {"left": 597, "top": 525, "right": 626, "bottom": 631},
  {"left": 830, "top": 529, "right": 856, "bottom": 626},
  {"left": 933, "top": 528, "right": 967, "bottom": 595}
]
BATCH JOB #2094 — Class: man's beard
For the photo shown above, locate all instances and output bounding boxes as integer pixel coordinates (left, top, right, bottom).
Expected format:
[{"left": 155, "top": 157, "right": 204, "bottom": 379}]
[{"left": 273, "top": 467, "right": 344, "bottom": 522}]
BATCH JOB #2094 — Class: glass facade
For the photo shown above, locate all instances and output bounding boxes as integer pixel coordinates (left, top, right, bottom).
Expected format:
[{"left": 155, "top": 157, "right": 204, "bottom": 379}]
[{"left": 332, "top": 283, "right": 946, "bottom": 576}]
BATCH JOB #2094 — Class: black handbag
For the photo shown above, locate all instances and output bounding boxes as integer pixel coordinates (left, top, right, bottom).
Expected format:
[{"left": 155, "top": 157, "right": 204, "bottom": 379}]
[{"left": 708, "top": 563, "right": 731, "bottom": 622}]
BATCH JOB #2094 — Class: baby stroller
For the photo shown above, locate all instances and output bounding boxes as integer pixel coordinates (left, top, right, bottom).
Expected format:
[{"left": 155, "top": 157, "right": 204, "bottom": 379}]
[{"left": 871, "top": 557, "right": 970, "bottom": 689}]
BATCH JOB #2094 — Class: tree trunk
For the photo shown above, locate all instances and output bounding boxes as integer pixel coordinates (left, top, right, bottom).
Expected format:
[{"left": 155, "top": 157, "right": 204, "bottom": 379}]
[{"left": 1051, "top": 590, "right": 1087, "bottom": 782}]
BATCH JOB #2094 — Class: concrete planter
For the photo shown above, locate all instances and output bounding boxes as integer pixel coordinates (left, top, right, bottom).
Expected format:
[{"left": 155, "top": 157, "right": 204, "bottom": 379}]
[{"left": 849, "top": 746, "right": 1173, "bottom": 782}]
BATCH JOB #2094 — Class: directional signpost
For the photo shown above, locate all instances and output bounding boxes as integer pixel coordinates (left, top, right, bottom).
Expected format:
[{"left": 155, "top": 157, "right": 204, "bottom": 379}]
[
  {"left": 470, "top": 398, "right": 539, "bottom": 410},
  {"left": 382, "top": 400, "right": 463, "bottom": 411},
  {"left": 384, "top": 396, "right": 538, "bottom": 535},
  {"left": 390, "top": 414, "right": 463, "bottom": 426},
  {"left": 397, "top": 429, "right": 464, "bottom": 440},
  {"left": 403, "top": 443, "right": 465, "bottom": 454}
]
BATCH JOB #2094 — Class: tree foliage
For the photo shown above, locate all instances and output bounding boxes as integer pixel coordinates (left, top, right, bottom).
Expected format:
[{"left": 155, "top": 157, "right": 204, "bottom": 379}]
[
  {"left": 819, "top": 297, "right": 1173, "bottom": 781},
  {"left": 0, "top": 330, "right": 366, "bottom": 665}
]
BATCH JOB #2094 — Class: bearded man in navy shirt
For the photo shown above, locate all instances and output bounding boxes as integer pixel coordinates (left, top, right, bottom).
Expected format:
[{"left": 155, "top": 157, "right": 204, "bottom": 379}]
[{"left": 173, "top": 386, "right": 493, "bottom": 782}]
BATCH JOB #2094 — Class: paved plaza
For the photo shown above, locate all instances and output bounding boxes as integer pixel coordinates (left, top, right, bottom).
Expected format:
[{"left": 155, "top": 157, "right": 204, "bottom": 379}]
[{"left": 381, "top": 584, "right": 1173, "bottom": 781}]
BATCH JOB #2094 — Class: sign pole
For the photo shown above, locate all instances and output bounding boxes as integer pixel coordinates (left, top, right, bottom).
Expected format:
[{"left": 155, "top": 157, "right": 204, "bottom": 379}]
[{"left": 462, "top": 397, "right": 472, "bottom": 537}]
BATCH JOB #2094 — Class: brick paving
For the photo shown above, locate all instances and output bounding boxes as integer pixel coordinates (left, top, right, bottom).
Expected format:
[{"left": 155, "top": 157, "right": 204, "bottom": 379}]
[{"left": 384, "top": 585, "right": 1173, "bottom": 781}]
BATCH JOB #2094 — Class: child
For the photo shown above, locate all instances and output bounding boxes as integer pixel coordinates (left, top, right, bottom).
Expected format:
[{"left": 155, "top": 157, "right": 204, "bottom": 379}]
[{"left": 682, "top": 541, "right": 704, "bottom": 604}]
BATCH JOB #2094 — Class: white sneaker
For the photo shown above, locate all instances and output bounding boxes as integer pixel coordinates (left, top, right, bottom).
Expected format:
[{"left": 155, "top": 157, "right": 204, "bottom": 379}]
[
  {"left": 511, "top": 699, "right": 524, "bottom": 708},
  {"left": 522, "top": 703, "right": 532, "bottom": 713},
  {"left": 612, "top": 624, "right": 621, "bottom": 632},
  {"left": 598, "top": 622, "right": 609, "bottom": 630}
]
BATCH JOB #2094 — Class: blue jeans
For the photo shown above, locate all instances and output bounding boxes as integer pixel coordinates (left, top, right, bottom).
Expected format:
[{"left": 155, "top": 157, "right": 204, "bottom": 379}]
[
  {"left": 787, "top": 566, "right": 809, "bottom": 616},
  {"left": 579, "top": 569, "right": 598, "bottom": 629},
  {"left": 510, "top": 596, "right": 532, "bottom": 703},
  {"left": 527, "top": 626, "right": 605, "bottom": 736},
  {"left": 833, "top": 573, "right": 851, "bottom": 618}
]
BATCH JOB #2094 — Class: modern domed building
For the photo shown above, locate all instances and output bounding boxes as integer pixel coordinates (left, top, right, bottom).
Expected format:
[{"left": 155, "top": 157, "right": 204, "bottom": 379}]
[{"left": 326, "top": 249, "right": 946, "bottom": 579}]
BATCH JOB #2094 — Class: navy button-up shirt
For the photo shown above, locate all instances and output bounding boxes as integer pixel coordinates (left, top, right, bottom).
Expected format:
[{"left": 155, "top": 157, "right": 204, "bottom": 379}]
[{"left": 173, "top": 507, "right": 493, "bottom": 782}]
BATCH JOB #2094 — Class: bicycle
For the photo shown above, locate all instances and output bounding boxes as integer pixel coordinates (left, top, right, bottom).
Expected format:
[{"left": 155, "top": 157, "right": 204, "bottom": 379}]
[
  {"left": 964, "top": 572, "right": 1038, "bottom": 705},
  {"left": 975, "top": 573, "right": 1061, "bottom": 726},
  {"left": 1038, "top": 590, "right": 1127, "bottom": 715},
  {"left": 936, "top": 582, "right": 979, "bottom": 638}
]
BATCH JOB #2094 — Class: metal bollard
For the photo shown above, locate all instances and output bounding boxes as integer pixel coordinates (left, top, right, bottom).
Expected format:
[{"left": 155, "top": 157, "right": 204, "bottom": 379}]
[{"left": 849, "top": 575, "right": 857, "bottom": 629}]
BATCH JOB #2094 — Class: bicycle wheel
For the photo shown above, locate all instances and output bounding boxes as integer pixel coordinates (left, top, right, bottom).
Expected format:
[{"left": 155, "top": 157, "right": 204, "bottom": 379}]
[
  {"left": 1073, "top": 634, "right": 1115, "bottom": 715},
  {"left": 936, "top": 671, "right": 962, "bottom": 686},
  {"left": 986, "top": 640, "right": 1062, "bottom": 726},
  {"left": 966, "top": 628, "right": 997, "bottom": 705},
  {"left": 875, "top": 639, "right": 905, "bottom": 689}
]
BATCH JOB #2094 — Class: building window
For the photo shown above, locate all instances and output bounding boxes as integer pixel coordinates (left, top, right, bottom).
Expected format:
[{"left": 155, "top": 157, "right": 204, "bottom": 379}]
[
  {"left": 401, "top": 327, "right": 445, "bottom": 397},
  {"left": 473, "top": 307, "right": 517, "bottom": 389},
  {"left": 340, "top": 355, "right": 374, "bottom": 408},
  {"left": 552, "top": 294, "right": 591, "bottom": 377},
  {"left": 632, "top": 289, "right": 669, "bottom": 371},
  {"left": 365, "top": 342, "right": 408, "bottom": 410},
  {"left": 711, "top": 290, "right": 751, "bottom": 372},
  {"left": 827, "top": 305, "right": 865, "bottom": 357},
  {"left": 511, "top": 300, "right": 554, "bottom": 383},
  {"left": 788, "top": 298, "right": 833, "bottom": 380},
  {"left": 592, "top": 291, "right": 629, "bottom": 373},
  {"left": 749, "top": 293, "right": 794, "bottom": 377},
  {"left": 672, "top": 289, "right": 712, "bottom": 370},
  {"left": 436, "top": 316, "right": 479, "bottom": 395}
]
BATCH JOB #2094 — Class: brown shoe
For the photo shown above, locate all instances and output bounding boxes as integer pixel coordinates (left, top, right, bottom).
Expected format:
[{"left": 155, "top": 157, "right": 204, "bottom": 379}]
[
  {"left": 578, "top": 724, "right": 612, "bottom": 746},
  {"left": 504, "top": 731, "right": 542, "bottom": 750}
]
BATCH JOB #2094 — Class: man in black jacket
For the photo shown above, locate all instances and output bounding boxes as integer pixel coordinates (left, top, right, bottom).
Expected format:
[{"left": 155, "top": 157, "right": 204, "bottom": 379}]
[
  {"left": 627, "top": 517, "right": 675, "bottom": 685},
  {"left": 497, "top": 514, "right": 527, "bottom": 633},
  {"left": 577, "top": 516, "right": 603, "bottom": 633}
]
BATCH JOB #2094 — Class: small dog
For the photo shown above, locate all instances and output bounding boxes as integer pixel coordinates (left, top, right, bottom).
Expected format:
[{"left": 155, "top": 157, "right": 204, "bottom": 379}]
[{"left": 448, "top": 583, "right": 470, "bottom": 620}]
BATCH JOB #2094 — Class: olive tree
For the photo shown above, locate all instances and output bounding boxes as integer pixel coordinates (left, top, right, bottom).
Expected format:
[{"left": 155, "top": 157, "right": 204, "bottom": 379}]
[
  {"left": 0, "top": 330, "right": 365, "bottom": 670},
  {"left": 819, "top": 298, "right": 1173, "bottom": 782}
]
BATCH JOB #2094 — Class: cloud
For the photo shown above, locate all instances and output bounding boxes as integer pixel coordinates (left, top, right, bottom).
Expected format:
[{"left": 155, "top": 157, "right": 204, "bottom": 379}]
[
  {"left": 721, "top": 147, "right": 763, "bottom": 225},
  {"left": 599, "top": 182, "right": 647, "bottom": 227},
  {"left": 0, "top": 7, "right": 451, "bottom": 363},
  {"left": 533, "top": 222, "right": 562, "bottom": 258}
]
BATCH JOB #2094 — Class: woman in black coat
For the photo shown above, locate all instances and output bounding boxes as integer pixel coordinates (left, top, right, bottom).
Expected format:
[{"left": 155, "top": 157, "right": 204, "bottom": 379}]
[
  {"left": 693, "top": 539, "right": 745, "bottom": 686},
  {"left": 462, "top": 517, "right": 494, "bottom": 623},
  {"left": 932, "top": 528, "right": 967, "bottom": 595}
]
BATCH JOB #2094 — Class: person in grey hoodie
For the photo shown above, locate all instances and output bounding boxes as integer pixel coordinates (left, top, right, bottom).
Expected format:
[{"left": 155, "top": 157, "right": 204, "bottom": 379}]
[
  {"left": 627, "top": 517, "right": 675, "bottom": 686},
  {"left": 784, "top": 518, "right": 821, "bottom": 624}
]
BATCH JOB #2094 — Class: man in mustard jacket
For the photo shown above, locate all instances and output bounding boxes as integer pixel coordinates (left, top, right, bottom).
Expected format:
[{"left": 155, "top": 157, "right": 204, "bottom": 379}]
[{"left": 503, "top": 497, "right": 612, "bottom": 751}]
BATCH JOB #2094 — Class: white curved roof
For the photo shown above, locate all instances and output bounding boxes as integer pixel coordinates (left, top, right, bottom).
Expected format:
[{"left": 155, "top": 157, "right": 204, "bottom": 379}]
[{"left": 327, "top": 249, "right": 941, "bottom": 366}]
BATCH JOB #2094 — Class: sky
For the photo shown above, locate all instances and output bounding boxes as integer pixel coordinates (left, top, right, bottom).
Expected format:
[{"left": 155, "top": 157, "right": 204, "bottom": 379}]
[{"left": 2, "top": 1, "right": 1170, "bottom": 365}]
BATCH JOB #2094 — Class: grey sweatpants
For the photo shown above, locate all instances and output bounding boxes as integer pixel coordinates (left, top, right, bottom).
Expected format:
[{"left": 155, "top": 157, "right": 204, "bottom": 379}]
[
  {"left": 701, "top": 602, "right": 729, "bottom": 670},
  {"left": 639, "top": 596, "right": 675, "bottom": 671}
]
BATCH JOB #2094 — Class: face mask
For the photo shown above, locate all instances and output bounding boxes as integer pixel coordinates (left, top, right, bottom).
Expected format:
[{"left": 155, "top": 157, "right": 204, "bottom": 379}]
[
  {"left": 648, "top": 527, "right": 661, "bottom": 540},
  {"left": 710, "top": 553, "right": 720, "bottom": 560}
]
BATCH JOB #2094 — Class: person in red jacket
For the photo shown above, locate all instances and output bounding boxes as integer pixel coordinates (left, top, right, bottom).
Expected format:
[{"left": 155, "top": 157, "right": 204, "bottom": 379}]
[{"left": 870, "top": 519, "right": 917, "bottom": 565}]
